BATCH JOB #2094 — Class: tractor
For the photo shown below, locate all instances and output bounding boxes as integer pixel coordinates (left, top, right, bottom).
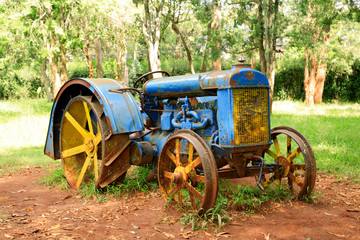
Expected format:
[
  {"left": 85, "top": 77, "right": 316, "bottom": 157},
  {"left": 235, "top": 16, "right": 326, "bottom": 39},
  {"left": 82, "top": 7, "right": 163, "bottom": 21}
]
[{"left": 44, "top": 61, "right": 316, "bottom": 214}]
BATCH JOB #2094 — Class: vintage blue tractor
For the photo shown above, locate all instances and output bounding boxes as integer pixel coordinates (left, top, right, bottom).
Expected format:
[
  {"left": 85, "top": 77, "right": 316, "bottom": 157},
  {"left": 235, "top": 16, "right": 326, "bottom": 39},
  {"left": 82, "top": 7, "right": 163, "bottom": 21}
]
[{"left": 44, "top": 61, "right": 316, "bottom": 214}]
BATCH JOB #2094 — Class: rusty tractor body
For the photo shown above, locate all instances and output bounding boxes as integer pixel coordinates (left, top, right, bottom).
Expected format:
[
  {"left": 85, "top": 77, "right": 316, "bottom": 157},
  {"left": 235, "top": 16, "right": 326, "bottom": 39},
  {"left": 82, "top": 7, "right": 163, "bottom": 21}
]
[{"left": 44, "top": 62, "right": 316, "bottom": 213}]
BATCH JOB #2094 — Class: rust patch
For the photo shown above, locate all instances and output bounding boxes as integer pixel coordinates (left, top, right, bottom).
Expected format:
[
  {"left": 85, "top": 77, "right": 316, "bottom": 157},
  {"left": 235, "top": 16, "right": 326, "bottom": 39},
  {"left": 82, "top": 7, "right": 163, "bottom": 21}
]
[{"left": 246, "top": 70, "right": 255, "bottom": 80}]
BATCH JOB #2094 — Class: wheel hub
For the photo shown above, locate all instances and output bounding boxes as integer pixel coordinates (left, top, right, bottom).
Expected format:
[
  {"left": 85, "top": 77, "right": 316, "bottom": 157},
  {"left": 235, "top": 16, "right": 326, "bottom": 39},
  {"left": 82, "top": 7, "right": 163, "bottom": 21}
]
[
  {"left": 277, "top": 156, "right": 291, "bottom": 177},
  {"left": 85, "top": 137, "right": 96, "bottom": 157},
  {"left": 172, "top": 167, "right": 188, "bottom": 186}
]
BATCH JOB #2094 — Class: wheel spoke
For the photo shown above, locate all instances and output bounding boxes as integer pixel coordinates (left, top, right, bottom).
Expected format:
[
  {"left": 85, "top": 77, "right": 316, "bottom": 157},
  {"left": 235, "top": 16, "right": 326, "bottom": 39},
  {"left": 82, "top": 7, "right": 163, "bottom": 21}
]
[
  {"left": 265, "top": 149, "right": 277, "bottom": 160},
  {"left": 62, "top": 144, "right": 86, "bottom": 158},
  {"left": 190, "top": 191, "right": 196, "bottom": 209},
  {"left": 184, "top": 156, "right": 201, "bottom": 174},
  {"left": 83, "top": 102, "right": 94, "bottom": 135},
  {"left": 76, "top": 155, "right": 92, "bottom": 189},
  {"left": 184, "top": 182, "right": 203, "bottom": 202},
  {"left": 287, "top": 136, "right": 291, "bottom": 158},
  {"left": 94, "top": 131, "right": 102, "bottom": 145},
  {"left": 93, "top": 150, "right": 98, "bottom": 182},
  {"left": 293, "top": 164, "right": 305, "bottom": 170},
  {"left": 288, "top": 147, "right": 301, "bottom": 162},
  {"left": 163, "top": 171, "right": 173, "bottom": 179},
  {"left": 166, "top": 149, "right": 178, "bottom": 166},
  {"left": 287, "top": 172, "right": 304, "bottom": 187},
  {"left": 195, "top": 175, "right": 205, "bottom": 183},
  {"left": 65, "top": 111, "right": 89, "bottom": 139},
  {"left": 175, "top": 139, "right": 180, "bottom": 166},
  {"left": 177, "top": 187, "right": 183, "bottom": 203},
  {"left": 273, "top": 138, "right": 281, "bottom": 157},
  {"left": 188, "top": 144, "right": 194, "bottom": 163}
]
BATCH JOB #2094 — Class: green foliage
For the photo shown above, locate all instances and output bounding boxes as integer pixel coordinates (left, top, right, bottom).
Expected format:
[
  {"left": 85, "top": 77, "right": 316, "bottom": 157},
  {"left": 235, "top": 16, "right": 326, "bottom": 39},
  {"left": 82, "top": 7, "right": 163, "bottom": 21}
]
[
  {"left": 274, "top": 52, "right": 360, "bottom": 102},
  {"left": 0, "top": 64, "right": 44, "bottom": 99},
  {"left": 274, "top": 53, "right": 305, "bottom": 101},
  {"left": 102, "top": 59, "right": 117, "bottom": 79},
  {"left": 128, "top": 59, "right": 144, "bottom": 87},
  {"left": 39, "top": 167, "right": 69, "bottom": 190},
  {"left": 102, "top": 166, "right": 158, "bottom": 197},
  {"left": 67, "top": 60, "right": 91, "bottom": 78},
  {"left": 271, "top": 101, "right": 360, "bottom": 182},
  {"left": 180, "top": 193, "right": 230, "bottom": 231}
]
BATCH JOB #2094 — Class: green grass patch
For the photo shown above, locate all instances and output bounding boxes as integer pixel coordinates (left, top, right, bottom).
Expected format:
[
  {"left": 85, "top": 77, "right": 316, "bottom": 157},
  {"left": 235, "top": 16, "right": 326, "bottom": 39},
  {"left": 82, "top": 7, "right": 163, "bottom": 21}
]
[
  {"left": 102, "top": 166, "right": 158, "bottom": 197},
  {"left": 0, "top": 99, "right": 53, "bottom": 174},
  {"left": 38, "top": 167, "right": 69, "bottom": 190},
  {"left": 180, "top": 192, "right": 230, "bottom": 231},
  {"left": 271, "top": 101, "right": 360, "bottom": 182}
]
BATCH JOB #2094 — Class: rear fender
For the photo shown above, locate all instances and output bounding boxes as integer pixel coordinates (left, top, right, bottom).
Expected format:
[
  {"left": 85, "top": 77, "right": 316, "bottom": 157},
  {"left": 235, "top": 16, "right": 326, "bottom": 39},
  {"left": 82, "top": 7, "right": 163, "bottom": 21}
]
[{"left": 44, "top": 78, "right": 144, "bottom": 159}]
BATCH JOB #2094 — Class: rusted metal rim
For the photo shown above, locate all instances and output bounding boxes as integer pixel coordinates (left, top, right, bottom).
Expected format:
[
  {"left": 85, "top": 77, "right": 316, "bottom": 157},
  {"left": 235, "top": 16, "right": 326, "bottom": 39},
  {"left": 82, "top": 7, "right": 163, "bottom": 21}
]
[
  {"left": 263, "top": 126, "right": 316, "bottom": 197},
  {"left": 158, "top": 129, "right": 218, "bottom": 215}
]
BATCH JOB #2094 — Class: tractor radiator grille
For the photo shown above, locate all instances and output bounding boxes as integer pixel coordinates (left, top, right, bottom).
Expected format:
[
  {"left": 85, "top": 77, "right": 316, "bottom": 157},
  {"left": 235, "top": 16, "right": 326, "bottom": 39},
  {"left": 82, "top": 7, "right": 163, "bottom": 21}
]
[{"left": 233, "top": 88, "right": 270, "bottom": 145}]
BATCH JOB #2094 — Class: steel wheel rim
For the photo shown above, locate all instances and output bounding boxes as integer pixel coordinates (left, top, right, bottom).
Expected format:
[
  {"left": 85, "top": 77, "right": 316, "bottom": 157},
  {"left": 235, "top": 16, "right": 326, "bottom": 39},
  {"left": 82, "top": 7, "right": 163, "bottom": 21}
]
[
  {"left": 158, "top": 130, "right": 218, "bottom": 214},
  {"left": 263, "top": 126, "right": 316, "bottom": 197},
  {"left": 60, "top": 96, "right": 104, "bottom": 189}
]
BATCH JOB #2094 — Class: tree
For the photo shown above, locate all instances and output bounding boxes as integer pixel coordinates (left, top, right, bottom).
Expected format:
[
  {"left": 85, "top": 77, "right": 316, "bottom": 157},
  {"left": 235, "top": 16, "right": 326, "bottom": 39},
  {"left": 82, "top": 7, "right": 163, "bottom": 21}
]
[
  {"left": 256, "top": 0, "right": 280, "bottom": 106},
  {"left": 169, "top": 0, "right": 196, "bottom": 73},
  {"left": 138, "top": 0, "right": 166, "bottom": 78},
  {"left": 300, "top": 0, "right": 342, "bottom": 106}
]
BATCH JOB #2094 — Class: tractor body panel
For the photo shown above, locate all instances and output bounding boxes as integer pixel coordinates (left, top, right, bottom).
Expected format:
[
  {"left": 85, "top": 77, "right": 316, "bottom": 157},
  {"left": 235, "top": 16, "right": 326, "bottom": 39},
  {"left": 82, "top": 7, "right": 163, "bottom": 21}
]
[{"left": 44, "top": 78, "right": 143, "bottom": 159}]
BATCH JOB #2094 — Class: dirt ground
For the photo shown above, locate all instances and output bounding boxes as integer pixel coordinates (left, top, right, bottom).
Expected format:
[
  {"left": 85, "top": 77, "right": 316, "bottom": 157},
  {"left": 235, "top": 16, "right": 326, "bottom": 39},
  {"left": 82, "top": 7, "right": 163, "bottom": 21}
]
[{"left": 0, "top": 167, "right": 359, "bottom": 240}]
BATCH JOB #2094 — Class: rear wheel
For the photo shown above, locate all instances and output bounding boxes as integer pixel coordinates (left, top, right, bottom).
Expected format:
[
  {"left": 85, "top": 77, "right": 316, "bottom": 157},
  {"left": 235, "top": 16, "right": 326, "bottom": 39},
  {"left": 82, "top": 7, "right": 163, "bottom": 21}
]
[{"left": 60, "top": 95, "right": 106, "bottom": 189}]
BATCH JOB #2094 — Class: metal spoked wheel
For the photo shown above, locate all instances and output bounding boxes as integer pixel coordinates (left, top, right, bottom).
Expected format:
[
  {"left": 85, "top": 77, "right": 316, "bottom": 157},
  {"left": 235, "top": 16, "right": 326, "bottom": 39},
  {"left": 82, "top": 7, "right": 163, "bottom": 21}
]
[
  {"left": 60, "top": 95, "right": 106, "bottom": 189},
  {"left": 262, "top": 126, "right": 316, "bottom": 197},
  {"left": 158, "top": 130, "right": 218, "bottom": 214}
]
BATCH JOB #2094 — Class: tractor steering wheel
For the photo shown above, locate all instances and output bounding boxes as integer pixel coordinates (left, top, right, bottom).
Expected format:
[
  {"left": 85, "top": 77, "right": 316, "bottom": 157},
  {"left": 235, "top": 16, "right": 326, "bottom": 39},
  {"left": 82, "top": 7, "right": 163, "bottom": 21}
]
[{"left": 133, "top": 70, "right": 170, "bottom": 89}]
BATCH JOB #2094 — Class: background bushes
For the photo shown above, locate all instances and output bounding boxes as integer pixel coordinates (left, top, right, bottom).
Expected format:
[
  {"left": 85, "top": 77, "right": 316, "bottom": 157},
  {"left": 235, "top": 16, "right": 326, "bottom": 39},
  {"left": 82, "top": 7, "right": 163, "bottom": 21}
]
[{"left": 1, "top": 56, "right": 360, "bottom": 102}]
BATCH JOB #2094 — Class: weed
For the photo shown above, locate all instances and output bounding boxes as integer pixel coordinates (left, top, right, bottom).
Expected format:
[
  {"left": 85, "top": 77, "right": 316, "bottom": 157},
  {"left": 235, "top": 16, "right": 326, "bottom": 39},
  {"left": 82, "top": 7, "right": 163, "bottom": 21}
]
[
  {"left": 180, "top": 192, "right": 230, "bottom": 231},
  {"left": 103, "top": 166, "right": 158, "bottom": 197},
  {"left": 220, "top": 179, "right": 292, "bottom": 214},
  {"left": 38, "top": 167, "right": 69, "bottom": 190}
]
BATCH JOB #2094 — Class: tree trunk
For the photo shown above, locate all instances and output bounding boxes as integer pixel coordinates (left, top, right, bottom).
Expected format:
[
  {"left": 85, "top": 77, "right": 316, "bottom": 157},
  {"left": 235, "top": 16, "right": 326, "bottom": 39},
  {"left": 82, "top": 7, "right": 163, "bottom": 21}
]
[
  {"left": 314, "top": 25, "right": 330, "bottom": 104},
  {"left": 171, "top": 23, "right": 195, "bottom": 74},
  {"left": 49, "top": 31, "right": 61, "bottom": 96},
  {"left": 210, "top": 0, "right": 222, "bottom": 70},
  {"left": 201, "top": 23, "right": 211, "bottom": 72},
  {"left": 304, "top": 47, "right": 310, "bottom": 104},
  {"left": 174, "top": 36, "right": 181, "bottom": 59},
  {"left": 142, "top": 0, "right": 163, "bottom": 78},
  {"left": 256, "top": 0, "right": 278, "bottom": 109},
  {"left": 40, "top": 57, "right": 54, "bottom": 101},
  {"left": 116, "top": 38, "right": 128, "bottom": 86},
  {"left": 82, "top": 38, "right": 94, "bottom": 78},
  {"left": 256, "top": 1, "right": 266, "bottom": 73},
  {"left": 59, "top": 43, "right": 68, "bottom": 85},
  {"left": 95, "top": 36, "right": 103, "bottom": 78}
]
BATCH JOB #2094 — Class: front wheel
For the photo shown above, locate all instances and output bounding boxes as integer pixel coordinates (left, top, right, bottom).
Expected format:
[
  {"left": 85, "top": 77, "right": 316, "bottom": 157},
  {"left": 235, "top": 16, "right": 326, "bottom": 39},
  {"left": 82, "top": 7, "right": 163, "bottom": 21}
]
[
  {"left": 158, "top": 130, "right": 218, "bottom": 214},
  {"left": 262, "top": 126, "right": 316, "bottom": 197}
]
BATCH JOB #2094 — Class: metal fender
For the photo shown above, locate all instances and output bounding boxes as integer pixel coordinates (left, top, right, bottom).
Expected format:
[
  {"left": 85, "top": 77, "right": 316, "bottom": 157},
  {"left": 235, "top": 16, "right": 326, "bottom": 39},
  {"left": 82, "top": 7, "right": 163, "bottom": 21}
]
[{"left": 44, "top": 78, "right": 144, "bottom": 159}]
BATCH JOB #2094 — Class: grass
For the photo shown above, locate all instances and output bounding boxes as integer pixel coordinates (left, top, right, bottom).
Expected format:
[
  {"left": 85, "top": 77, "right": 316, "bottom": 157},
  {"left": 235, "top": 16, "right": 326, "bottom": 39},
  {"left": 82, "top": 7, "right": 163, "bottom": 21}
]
[
  {"left": 271, "top": 101, "right": 360, "bottom": 182},
  {"left": 2, "top": 99, "right": 358, "bottom": 181},
  {"left": 179, "top": 190, "right": 230, "bottom": 231},
  {"left": 1, "top": 99, "right": 359, "bottom": 229},
  {"left": 38, "top": 168, "right": 69, "bottom": 190},
  {"left": 0, "top": 99, "right": 54, "bottom": 174}
]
